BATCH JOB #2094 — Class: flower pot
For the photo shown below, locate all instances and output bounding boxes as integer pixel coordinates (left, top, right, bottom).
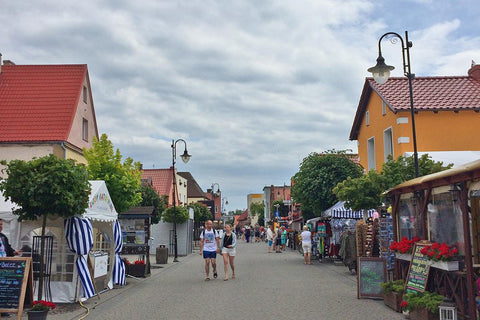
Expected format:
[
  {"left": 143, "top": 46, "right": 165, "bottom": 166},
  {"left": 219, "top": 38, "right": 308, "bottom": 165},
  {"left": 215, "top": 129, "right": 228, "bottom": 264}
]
[
  {"left": 409, "top": 308, "right": 438, "bottom": 320},
  {"left": 383, "top": 292, "right": 403, "bottom": 312},
  {"left": 431, "top": 260, "right": 459, "bottom": 271},
  {"left": 126, "top": 264, "right": 146, "bottom": 277},
  {"left": 395, "top": 253, "right": 412, "bottom": 261},
  {"left": 27, "top": 310, "right": 49, "bottom": 320}
]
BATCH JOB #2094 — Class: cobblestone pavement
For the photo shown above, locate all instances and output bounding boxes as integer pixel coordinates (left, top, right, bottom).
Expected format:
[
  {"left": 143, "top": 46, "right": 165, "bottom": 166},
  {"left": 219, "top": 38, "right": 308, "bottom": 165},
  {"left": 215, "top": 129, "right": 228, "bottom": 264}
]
[{"left": 37, "top": 241, "right": 404, "bottom": 320}]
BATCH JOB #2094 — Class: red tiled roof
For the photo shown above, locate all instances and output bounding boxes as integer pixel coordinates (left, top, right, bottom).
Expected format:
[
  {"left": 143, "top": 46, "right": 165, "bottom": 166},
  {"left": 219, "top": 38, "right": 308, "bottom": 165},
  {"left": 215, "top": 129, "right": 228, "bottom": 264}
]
[
  {"left": 238, "top": 209, "right": 248, "bottom": 221},
  {"left": 0, "top": 64, "right": 88, "bottom": 141},
  {"left": 141, "top": 169, "right": 174, "bottom": 204},
  {"left": 350, "top": 76, "right": 480, "bottom": 140}
]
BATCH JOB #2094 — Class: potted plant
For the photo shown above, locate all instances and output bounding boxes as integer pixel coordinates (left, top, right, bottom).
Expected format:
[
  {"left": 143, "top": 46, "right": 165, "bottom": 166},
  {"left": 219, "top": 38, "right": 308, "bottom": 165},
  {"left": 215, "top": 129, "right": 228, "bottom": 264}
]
[
  {"left": 390, "top": 237, "right": 421, "bottom": 260},
  {"left": 381, "top": 279, "right": 405, "bottom": 312},
  {"left": 402, "top": 291, "right": 444, "bottom": 320},
  {"left": 126, "top": 258, "right": 147, "bottom": 277},
  {"left": 419, "top": 242, "right": 459, "bottom": 271},
  {"left": 28, "top": 300, "right": 56, "bottom": 320}
]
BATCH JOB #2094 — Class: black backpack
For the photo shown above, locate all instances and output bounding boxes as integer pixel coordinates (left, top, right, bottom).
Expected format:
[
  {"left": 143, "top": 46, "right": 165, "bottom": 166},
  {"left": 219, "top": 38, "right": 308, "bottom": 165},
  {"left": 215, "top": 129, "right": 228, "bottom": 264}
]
[{"left": 201, "top": 228, "right": 217, "bottom": 239}]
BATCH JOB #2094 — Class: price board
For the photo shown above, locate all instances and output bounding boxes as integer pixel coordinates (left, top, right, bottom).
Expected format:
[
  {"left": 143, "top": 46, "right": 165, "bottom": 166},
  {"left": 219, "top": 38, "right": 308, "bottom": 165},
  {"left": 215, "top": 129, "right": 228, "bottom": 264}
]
[
  {"left": 0, "top": 257, "right": 33, "bottom": 320},
  {"left": 405, "top": 242, "right": 431, "bottom": 293},
  {"left": 357, "top": 257, "right": 386, "bottom": 299}
]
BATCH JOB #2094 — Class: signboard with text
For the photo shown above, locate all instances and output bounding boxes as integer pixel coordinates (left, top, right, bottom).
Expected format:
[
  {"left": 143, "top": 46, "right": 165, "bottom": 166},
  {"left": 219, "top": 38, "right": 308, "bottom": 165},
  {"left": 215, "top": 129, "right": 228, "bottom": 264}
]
[
  {"left": 405, "top": 242, "right": 431, "bottom": 293},
  {"left": 357, "top": 257, "right": 386, "bottom": 299},
  {"left": 0, "top": 257, "right": 33, "bottom": 320}
]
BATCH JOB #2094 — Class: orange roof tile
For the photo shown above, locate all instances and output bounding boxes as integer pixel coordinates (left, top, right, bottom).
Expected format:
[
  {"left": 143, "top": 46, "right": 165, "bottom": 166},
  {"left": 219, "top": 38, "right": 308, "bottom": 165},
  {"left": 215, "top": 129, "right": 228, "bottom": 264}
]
[
  {"left": 0, "top": 64, "right": 88, "bottom": 142},
  {"left": 141, "top": 168, "right": 175, "bottom": 205}
]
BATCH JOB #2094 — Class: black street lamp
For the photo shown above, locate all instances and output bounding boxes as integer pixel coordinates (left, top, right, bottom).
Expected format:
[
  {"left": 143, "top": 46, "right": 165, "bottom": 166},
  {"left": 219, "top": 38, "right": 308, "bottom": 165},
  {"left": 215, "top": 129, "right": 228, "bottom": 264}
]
[
  {"left": 368, "top": 31, "right": 419, "bottom": 177},
  {"left": 171, "top": 139, "right": 191, "bottom": 262}
]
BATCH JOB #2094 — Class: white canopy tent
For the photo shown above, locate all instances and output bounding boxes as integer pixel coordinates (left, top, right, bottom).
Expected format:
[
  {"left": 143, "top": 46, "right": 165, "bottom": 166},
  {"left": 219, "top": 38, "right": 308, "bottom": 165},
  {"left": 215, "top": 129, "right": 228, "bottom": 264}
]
[{"left": 0, "top": 180, "right": 122, "bottom": 302}]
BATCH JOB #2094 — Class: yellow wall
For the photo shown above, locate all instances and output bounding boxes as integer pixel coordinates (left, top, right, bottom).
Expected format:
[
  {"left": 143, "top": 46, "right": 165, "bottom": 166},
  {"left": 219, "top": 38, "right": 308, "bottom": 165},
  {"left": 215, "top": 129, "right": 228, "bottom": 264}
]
[
  {"left": 357, "top": 91, "right": 480, "bottom": 171},
  {"left": 65, "top": 147, "right": 88, "bottom": 164}
]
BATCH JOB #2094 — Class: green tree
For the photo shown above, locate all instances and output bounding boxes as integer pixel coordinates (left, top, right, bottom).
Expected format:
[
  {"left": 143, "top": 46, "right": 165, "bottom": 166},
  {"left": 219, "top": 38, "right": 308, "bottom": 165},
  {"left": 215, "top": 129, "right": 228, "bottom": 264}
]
[
  {"left": 140, "top": 184, "right": 168, "bottom": 224},
  {"left": 0, "top": 154, "right": 90, "bottom": 300},
  {"left": 250, "top": 202, "right": 264, "bottom": 217},
  {"left": 333, "top": 154, "right": 453, "bottom": 210},
  {"left": 189, "top": 202, "right": 212, "bottom": 223},
  {"left": 257, "top": 216, "right": 265, "bottom": 226},
  {"left": 291, "top": 150, "right": 363, "bottom": 216},
  {"left": 83, "top": 134, "right": 142, "bottom": 213},
  {"left": 162, "top": 206, "right": 189, "bottom": 224}
]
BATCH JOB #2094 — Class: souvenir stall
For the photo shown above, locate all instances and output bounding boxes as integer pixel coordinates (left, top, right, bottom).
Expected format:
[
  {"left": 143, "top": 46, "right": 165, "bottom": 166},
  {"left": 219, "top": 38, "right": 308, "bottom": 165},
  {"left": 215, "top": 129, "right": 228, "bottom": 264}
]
[
  {"left": 388, "top": 159, "right": 480, "bottom": 320},
  {"left": 0, "top": 180, "right": 125, "bottom": 303}
]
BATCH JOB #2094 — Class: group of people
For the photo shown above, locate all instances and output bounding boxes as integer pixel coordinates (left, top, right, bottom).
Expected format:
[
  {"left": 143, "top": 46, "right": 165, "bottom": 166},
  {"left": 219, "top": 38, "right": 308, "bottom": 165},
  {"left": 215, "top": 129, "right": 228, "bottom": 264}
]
[
  {"left": 265, "top": 225, "right": 287, "bottom": 253},
  {"left": 199, "top": 220, "right": 236, "bottom": 281},
  {"left": 236, "top": 224, "right": 263, "bottom": 243}
]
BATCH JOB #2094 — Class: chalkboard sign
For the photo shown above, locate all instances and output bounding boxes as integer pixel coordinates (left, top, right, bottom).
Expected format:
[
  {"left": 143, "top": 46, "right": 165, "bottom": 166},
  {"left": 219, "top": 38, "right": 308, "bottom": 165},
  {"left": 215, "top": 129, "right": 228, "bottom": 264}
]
[
  {"left": 0, "top": 257, "right": 33, "bottom": 320},
  {"left": 357, "top": 257, "right": 386, "bottom": 299},
  {"left": 405, "top": 242, "right": 431, "bottom": 293}
]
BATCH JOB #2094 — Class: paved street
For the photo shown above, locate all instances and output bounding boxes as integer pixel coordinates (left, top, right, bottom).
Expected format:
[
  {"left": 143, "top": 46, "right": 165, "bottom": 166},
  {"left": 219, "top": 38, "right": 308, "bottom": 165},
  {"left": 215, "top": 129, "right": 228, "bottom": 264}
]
[{"left": 44, "top": 241, "right": 404, "bottom": 320}]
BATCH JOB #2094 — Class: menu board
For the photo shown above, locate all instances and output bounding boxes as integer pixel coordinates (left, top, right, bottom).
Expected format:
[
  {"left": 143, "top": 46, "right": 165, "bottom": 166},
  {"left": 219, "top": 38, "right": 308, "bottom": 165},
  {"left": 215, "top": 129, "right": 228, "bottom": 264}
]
[
  {"left": 357, "top": 257, "right": 386, "bottom": 299},
  {"left": 0, "top": 257, "right": 33, "bottom": 319},
  {"left": 405, "top": 242, "right": 431, "bottom": 293}
]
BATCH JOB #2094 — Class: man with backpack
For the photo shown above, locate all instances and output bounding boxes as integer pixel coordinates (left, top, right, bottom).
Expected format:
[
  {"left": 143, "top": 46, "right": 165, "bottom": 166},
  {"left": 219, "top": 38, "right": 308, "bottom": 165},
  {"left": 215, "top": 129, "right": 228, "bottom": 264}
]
[{"left": 199, "top": 220, "right": 220, "bottom": 280}]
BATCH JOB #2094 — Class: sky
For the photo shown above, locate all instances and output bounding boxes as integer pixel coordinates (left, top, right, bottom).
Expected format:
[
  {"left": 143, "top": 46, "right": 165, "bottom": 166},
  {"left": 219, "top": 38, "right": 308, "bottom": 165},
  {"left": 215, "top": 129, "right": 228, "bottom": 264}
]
[{"left": 1, "top": 0, "right": 480, "bottom": 211}]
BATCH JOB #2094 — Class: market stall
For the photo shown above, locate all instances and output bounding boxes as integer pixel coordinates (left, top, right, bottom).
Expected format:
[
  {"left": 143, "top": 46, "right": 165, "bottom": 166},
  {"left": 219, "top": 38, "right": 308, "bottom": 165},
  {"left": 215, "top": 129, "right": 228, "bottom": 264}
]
[
  {"left": 0, "top": 180, "right": 125, "bottom": 303},
  {"left": 388, "top": 159, "right": 480, "bottom": 320}
]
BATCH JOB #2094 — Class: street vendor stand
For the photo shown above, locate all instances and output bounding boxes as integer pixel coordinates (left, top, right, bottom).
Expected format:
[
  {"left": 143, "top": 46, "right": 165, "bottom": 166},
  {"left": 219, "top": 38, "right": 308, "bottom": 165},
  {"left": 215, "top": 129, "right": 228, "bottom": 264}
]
[{"left": 387, "top": 159, "right": 480, "bottom": 320}]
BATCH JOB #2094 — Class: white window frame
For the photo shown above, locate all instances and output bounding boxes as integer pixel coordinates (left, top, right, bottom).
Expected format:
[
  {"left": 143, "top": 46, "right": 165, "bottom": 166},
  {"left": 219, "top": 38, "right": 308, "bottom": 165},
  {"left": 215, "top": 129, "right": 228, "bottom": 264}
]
[
  {"left": 82, "top": 118, "right": 88, "bottom": 141},
  {"left": 367, "top": 137, "right": 376, "bottom": 171},
  {"left": 83, "top": 86, "right": 87, "bottom": 103},
  {"left": 366, "top": 111, "right": 370, "bottom": 126},
  {"left": 382, "top": 101, "right": 386, "bottom": 115},
  {"left": 383, "top": 127, "right": 394, "bottom": 161}
]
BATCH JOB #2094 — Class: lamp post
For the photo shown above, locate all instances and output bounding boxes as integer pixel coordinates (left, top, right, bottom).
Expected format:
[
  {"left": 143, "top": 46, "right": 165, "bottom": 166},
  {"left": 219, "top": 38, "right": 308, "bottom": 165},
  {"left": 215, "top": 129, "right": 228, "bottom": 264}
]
[
  {"left": 368, "top": 31, "right": 419, "bottom": 177},
  {"left": 171, "top": 139, "right": 191, "bottom": 262}
]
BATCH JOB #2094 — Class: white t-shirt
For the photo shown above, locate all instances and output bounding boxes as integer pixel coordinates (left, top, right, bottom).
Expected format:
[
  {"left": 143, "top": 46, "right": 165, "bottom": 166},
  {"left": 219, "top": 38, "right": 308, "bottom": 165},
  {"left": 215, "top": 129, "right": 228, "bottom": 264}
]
[
  {"left": 201, "top": 229, "right": 219, "bottom": 252},
  {"left": 301, "top": 231, "right": 312, "bottom": 244}
]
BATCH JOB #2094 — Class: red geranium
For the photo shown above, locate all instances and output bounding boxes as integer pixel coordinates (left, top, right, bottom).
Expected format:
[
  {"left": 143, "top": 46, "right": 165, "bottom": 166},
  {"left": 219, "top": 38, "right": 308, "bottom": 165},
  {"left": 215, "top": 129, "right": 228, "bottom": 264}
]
[
  {"left": 400, "top": 300, "right": 408, "bottom": 308},
  {"left": 134, "top": 259, "right": 146, "bottom": 265},
  {"left": 32, "top": 300, "right": 56, "bottom": 311},
  {"left": 420, "top": 242, "right": 458, "bottom": 262},
  {"left": 390, "top": 237, "right": 421, "bottom": 254}
]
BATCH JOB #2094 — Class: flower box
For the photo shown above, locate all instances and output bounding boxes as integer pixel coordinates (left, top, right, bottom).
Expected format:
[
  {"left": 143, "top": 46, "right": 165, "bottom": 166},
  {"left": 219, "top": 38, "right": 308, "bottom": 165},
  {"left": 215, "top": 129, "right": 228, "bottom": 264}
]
[
  {"left": 395, "top": 253, "right": 412, "bottom": 261},
  {"left": 431, "top": 260, "right": 459, "bottom": 271},
  {"left": 27, "top": 310, "right": 49, "bottom": 320},
  {"left": 383, "top": 292, "right": 402, "bottom": 312},
  {"left": 409, "top": 308, "right": 438, "bottom": 320},
  {"left": 126, "top": 264, "right": 146, "bottom": 277}
]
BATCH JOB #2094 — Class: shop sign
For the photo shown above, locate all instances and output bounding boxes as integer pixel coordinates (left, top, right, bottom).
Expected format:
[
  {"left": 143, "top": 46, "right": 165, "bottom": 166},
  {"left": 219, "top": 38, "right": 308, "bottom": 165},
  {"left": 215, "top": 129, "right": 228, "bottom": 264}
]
[{"left": 405, "top": 241, "right": 431, "bottom": 293}]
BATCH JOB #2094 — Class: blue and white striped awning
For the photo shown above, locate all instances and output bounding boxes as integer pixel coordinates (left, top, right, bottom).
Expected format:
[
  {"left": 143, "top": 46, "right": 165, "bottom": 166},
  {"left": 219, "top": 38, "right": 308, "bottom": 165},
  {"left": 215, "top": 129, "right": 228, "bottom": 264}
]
[{"left": 324, "top": 201, "right": 375, "bottom": 219}]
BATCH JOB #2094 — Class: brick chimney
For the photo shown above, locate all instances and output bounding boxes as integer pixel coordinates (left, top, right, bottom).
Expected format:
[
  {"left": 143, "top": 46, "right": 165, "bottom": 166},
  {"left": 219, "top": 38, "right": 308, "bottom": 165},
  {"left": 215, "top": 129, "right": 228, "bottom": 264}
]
[{"left": 468, "top": 60, "right": 480, "bottom": 81}]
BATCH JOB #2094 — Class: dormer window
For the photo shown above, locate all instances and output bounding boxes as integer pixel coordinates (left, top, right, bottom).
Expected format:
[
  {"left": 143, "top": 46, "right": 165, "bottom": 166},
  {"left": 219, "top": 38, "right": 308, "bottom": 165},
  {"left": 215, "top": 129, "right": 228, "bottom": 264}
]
[
  {"left": 366, "top": 111, "right": 370, "bottom": 126},
  {"left": 82, "top": 118, "right": 88, "bottom": 141},
  {"left": 83, "top": 86, "right": 87, "bottom": 103}
]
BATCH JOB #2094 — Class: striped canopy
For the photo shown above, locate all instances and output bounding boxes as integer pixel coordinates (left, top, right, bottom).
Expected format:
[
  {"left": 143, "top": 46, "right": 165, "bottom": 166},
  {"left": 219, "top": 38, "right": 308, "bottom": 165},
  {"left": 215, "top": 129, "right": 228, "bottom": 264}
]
[
  {"left": 324, "top": 201, "right": 375, "bottom": 219},
  {"left": 112, "top": 220, "right": 126, "bottom": 286}
]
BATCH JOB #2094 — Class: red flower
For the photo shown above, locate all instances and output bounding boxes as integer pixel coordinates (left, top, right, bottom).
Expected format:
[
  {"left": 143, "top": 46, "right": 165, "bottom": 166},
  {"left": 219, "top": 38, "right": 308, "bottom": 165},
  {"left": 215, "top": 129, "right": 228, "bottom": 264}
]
[{"left": 400, "top": 301, "right": 408, "bottom": 307}]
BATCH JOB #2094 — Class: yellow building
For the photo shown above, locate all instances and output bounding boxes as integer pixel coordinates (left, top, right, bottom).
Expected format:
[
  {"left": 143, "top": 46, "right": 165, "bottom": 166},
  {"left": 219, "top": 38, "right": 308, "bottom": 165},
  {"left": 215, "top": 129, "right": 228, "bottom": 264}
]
[{"left": 350, "top": 63, "right": 480, "bottom": 172}]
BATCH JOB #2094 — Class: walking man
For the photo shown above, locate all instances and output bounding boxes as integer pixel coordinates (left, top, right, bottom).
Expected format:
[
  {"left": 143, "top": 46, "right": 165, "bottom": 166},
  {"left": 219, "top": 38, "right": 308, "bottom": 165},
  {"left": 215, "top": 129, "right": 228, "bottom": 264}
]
[{"left": 199, "top": 220, "right": 220, "bottom": 281}]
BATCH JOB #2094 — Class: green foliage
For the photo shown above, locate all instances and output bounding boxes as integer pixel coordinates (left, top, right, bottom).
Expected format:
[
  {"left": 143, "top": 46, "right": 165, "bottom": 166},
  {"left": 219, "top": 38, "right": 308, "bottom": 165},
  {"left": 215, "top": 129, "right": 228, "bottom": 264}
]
[
  {"left": 189, "top": 202, "right": 212, "bottom": 223},
  {"left": 83, "top": 134, "right": 142, "bottom": 213},
  {"left": 162, "top": 206, "right": 189, "bottom": 224},
  {"left": 257, "top": 216, "right": 265, "bottom": 226},
  {"left": 249, "top": 202, "right": 264, "bottom": 217},
  {"left": 334, "top": 154, "right": 453, "bottom": 211},
  {"left": 0, "top": 154, "right": 90, "bottom": 221},
  {"left": 403, "top": 291, "right": 444, "bottom": 314},
  {"left": 140, "top": 184, "right": 168, "bottom": 224},
  {"left": 291, "top": 150, "right": 363, "bottom": 216},
  {"left": 380, "top": 280, "right": 405, "bottom": 295}
]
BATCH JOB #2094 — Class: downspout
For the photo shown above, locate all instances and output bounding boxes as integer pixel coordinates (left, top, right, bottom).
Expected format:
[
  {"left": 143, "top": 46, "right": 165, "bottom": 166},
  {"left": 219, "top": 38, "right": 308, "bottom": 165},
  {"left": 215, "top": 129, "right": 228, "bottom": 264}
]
[{"left": 60, "top": 142, "right": 67, "bottom": 159}]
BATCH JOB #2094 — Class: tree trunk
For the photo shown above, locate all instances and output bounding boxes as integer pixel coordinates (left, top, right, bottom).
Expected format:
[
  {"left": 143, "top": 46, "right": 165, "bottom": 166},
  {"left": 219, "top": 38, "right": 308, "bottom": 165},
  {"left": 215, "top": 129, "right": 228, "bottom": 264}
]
[{"left": 37, "top": 214, "right": 47, "bottom": 301}]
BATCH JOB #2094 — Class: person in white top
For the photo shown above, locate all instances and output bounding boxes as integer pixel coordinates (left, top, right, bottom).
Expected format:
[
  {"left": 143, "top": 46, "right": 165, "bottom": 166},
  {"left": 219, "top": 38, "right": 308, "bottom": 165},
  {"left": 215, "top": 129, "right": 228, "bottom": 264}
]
[
  {"left": 301, "top": 225, "right": 313, "bottom": 265},
  {"left": 266, "top": 225, "right": 275, "bottom": 253},
  {"left": 199, "top": 220, "right": 220, "bottom": 280}
]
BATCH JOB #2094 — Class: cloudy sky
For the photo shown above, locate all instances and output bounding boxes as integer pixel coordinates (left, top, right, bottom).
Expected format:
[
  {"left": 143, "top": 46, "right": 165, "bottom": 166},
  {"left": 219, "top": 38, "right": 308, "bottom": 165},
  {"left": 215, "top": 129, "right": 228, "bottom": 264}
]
[{"left": 1, "top": 1, "right": 480, "bottom": 211}]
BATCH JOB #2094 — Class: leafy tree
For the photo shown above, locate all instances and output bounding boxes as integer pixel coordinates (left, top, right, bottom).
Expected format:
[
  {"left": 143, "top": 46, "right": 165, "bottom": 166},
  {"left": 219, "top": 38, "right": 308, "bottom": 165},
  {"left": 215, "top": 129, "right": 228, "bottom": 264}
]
[
  {"left": 140, "top": 184, "right": 168, "bottom": 224},
  {"left": 83, "top": 134, "right": 142, "bottom": 213},
  {"left": 229, "top": 209, "right": 244, "bottom": 215},
  {"left": 162, "top": 206, "right": 189, "bottom": 224},
  {"left": 189, "top": 202, "right": 212, "bottom": 223},
  {"left": 291, "top": 150, "right": 363, "bottom": 216},
  {"left": 0, "top": 155, "right": 90, "bottom": 300},
  {"left": 334, "top": 154, "right": 453, "bottom": 210},
  {"left": 250, "top": 202, "right": 264, "bottom": 217},
  {"left": 257, "top": 216, "right": 265, "bottom": 226}
]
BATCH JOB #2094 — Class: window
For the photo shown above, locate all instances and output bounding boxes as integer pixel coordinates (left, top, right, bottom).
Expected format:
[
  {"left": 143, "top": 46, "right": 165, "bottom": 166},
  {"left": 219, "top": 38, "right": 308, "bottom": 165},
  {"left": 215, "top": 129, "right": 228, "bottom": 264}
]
[
  {"left": 82, "top": 118, "right": 88, "bottom": 141},
  {"left": 366, "top": 111, "right": 370, "bottom": 126},
  {"left": 383, "top": 128, "right": 393, "bottom": 161},
  {"left": 215, "top": 205, "right": 218, "bottom": 214},
  {"left": 382, "top": 101, "right": 386, "bottom": 115},
  {"left": 367, "top": 137, "right": 375, "bottom": 171},
  {"left": 398, "top": 197, "right": 424, "bottom": 240},
  {"left": 83, "top": 86, "right": 87, "bottom": 103}
]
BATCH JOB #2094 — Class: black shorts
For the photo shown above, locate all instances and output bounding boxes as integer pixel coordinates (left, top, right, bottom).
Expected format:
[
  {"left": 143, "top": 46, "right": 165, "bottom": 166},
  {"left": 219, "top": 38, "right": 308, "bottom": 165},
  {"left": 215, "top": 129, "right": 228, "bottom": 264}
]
[{"left": 275, "top": 238, "right": 282, "bottom": 246}]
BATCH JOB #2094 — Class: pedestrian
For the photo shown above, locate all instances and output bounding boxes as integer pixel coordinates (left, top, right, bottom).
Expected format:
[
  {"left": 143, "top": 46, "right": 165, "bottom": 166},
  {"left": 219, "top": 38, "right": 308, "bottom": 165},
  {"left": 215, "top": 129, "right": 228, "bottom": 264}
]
[
  {"left": 0, "top": 218, "right": 22, "bottom": 318},
  {"left": 281, "top": 226, "right": 287, "bottom": 251},
  {"left": 266, "top": 225, "right": 275, "bottom": 253},
  {"left": 254, "top": 224, "right": 261, "bottom": 242},
  {"left": 221, "top": 224, "right": 236, "bottom": 281},
  {"left": 199, "top": 220, "right": 220, "bottom": 281},
  {"left": 301, "top": 225, "right": 312, "bottom": 265},
  {"left": 245, "top": 226, "right": 251, "bottom": 243},
  {"left": 275, "top": 226, "right": 282, "bottom": 253}
]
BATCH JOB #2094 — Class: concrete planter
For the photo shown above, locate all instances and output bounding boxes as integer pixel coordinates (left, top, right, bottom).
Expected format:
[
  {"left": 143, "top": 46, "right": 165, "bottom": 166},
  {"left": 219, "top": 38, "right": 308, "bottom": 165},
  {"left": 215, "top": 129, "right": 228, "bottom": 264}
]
[
  {"left": 126, "top": 264, "right": 147, "bottom": 277},
  {"left": 395, "top": 253, "right": 412, "bottom": 261},
  {"left": 27, "top": 310, "right": 49, "bottom": 320},
  {"left": 430, "top": 260, "right": 459, "bottom": 271}
]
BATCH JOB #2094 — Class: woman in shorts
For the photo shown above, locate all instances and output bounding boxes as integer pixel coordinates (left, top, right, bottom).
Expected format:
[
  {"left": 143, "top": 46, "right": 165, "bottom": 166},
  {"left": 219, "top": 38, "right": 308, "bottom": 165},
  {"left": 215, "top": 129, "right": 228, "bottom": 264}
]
[
  {"left": 301, "top": 225, "right": 312, "bottom": 264},
  {"left": 221, "top": 224, "right": 236, "bottom": 280}
]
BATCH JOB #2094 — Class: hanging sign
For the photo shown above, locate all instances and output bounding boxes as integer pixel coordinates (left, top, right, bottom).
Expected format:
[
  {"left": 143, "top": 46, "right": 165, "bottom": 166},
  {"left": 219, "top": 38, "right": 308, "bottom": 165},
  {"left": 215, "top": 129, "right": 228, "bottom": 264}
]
[
  {"left": 405, "top": 241, "right": 431, "bottom": 293},
  {"left": 0, "top": 257, "right": 34, "bottom": 320}
]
